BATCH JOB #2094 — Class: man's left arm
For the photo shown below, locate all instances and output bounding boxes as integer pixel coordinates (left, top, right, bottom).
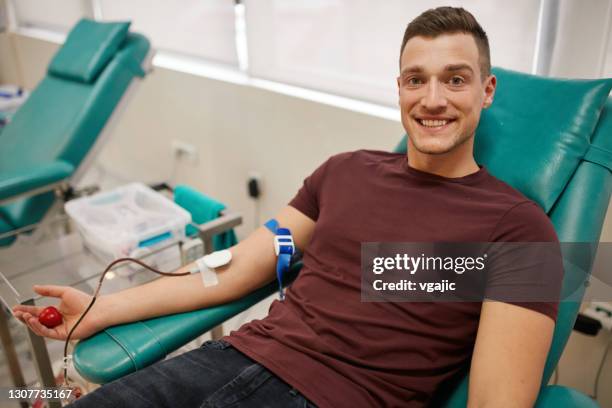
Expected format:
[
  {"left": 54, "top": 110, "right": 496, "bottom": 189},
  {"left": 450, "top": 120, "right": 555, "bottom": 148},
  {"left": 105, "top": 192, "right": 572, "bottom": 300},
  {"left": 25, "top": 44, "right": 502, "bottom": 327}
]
[{"left": 467, "top": 301, "right": 555, "bottom": 408}]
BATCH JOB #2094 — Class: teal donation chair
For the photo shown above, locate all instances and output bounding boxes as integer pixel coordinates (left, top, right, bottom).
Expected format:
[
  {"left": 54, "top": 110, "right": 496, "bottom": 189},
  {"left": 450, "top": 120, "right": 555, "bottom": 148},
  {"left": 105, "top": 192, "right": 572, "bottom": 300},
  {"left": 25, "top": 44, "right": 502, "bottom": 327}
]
[
  {"left": 0, "top": 19, "right": 151, "bottom": 245},
  {"left": 73, "top": 69, "right": 612, "bottom": 407}
]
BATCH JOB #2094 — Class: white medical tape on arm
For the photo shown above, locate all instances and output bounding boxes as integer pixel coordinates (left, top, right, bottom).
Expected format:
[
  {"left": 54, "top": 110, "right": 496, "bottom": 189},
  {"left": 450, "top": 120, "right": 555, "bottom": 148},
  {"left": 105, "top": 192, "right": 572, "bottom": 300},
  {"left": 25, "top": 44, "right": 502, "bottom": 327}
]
[
  {"left": 196, "top": 258, "right": 219, "bottom": 287},
  {"left": 189, "top": 250, "right": 232, "bottom": 287}
]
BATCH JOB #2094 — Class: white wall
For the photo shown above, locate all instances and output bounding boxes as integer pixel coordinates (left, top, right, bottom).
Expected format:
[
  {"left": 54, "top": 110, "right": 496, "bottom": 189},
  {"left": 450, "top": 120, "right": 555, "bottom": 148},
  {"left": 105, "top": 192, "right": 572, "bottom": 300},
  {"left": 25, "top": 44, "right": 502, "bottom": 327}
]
[
  {"left": 0, "top": 32, "right": 403, "bottom": 237},
  {"left": 1, "top": 32, "right": 612, "bottom": 406},
  {"left": 549, "top": 0, "right": 612, "bottom": 78}
]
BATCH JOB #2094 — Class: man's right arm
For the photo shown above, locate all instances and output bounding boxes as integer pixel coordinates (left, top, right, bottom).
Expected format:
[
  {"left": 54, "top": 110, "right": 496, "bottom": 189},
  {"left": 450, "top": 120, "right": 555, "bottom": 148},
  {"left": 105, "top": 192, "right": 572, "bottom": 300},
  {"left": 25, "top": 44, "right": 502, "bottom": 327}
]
[
  {"left": 14, "top": 205, "right": 315, "bottom": 339},
  {"left": 99, "top": 205, "right": 315, "bottom": 328}
]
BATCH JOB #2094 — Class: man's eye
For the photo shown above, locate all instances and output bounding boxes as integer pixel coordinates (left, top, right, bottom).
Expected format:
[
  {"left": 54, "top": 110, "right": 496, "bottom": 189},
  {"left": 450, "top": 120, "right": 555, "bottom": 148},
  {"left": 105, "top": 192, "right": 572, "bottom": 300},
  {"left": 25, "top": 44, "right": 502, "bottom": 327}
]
[
  {"left": 449, "top": 76, "right": 465, "bottom": 86},
  {"left": 406, "top": 77, "right": 422, "bottom": 86}
]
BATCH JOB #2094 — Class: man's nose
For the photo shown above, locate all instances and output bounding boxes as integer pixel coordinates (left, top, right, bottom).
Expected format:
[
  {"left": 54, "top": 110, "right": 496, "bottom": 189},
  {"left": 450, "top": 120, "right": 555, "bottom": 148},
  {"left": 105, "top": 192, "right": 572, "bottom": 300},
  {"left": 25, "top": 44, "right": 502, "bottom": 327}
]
[{"left": 420, "top": 80, "right": 447, "bottom": 110}]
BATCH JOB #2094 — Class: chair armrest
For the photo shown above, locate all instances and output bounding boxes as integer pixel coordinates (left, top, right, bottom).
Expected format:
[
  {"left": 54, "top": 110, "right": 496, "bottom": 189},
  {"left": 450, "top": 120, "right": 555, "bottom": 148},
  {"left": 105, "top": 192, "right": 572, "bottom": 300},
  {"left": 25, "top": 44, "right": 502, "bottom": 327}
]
[
  {"left": 73, "top": 263, "right": 302, "bottom": 384},
  {"left": 535, "top": 385, "right": 599, "bottom": 408},
  {"left": 0, "top": 160, "right": 73, "bottom": 204},
  {"left": 73, "top": 283, "right": 276, "bottom": 384}
]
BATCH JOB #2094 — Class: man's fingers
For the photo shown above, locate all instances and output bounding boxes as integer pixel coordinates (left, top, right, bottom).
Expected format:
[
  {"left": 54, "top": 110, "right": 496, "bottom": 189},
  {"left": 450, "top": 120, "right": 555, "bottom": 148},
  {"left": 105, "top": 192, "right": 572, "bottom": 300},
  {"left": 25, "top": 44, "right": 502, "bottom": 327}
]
[
  {"left": 28, "top": 317, "right": 61, "bottom": 340},
  {"left": 16, "top": 306, "right": 65, "bottom": 340},
  {"left": 33, "top": 285, "right": 66, "bottom": 298},
  {"left": 22, "top": 313, "right": 43, "bottom": 336},
  {"left": 26, "top": 316, "right": 44, "bottom": 337},
  {"left": 12, "top": 304, "right": 43, "bottom": 317},
  {"left": 12, "top": 311, "right": 26, "bottom": 325},
  {"left": 22, "top": 312, "right": 64, "bottom": 340}
]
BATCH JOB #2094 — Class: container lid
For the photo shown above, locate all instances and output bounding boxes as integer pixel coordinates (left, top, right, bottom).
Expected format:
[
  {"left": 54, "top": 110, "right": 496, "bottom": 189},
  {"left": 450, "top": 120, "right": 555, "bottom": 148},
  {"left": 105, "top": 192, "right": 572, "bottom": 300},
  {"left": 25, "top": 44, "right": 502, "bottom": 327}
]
[{"left": 65, "top": 183, "right": 192, "bottom": 246}]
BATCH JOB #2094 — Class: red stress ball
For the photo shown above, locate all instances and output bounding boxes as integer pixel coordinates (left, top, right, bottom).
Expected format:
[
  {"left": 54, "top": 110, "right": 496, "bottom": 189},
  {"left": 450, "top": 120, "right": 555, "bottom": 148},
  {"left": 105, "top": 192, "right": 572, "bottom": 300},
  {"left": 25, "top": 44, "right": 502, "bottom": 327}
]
[{"left": 38, "top": 306, "right": 63, "bottom": 328}]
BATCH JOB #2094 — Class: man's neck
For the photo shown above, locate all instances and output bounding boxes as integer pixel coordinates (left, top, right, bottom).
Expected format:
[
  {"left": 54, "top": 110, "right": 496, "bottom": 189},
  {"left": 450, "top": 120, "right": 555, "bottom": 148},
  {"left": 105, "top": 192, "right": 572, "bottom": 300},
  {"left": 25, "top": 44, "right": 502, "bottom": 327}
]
[{"left": 407, "top": 144, "right": 480, "bottom": 178}]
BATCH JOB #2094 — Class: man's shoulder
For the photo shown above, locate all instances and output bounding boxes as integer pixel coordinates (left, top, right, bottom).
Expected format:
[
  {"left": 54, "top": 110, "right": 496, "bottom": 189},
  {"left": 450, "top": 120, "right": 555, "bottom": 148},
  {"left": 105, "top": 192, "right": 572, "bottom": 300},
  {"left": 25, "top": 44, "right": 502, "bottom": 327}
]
[
  {"left": 482, "top": 171, "right": 531, "bottom": 203},
  {"left": 489, "top": 199, "right": 558, "bottom": 242},
  {"left": 480, "top": 172, "right": 558, "bottom": 242}
]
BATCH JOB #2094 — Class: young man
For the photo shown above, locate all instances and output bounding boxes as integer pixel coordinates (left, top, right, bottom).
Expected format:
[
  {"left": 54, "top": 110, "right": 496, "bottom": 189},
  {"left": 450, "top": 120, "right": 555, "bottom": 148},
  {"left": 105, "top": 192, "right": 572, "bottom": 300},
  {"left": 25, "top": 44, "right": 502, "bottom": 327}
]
[{"left": 12, "top": 7, "right": 561, "bottom": 407}]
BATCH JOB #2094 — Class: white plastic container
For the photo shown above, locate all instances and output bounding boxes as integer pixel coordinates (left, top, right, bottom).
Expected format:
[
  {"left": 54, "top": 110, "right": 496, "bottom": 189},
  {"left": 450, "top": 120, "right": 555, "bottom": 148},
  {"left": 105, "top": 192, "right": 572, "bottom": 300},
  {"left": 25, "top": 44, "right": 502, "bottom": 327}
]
[{"left": 65, "top": 183, "right": 192, "bottom": 263}]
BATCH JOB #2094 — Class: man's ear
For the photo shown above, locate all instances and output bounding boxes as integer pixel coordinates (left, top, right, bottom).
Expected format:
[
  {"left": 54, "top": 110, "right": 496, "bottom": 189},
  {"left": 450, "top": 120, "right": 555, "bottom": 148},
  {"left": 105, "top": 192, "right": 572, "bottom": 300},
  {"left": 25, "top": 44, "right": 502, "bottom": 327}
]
[{"left": 483, "top": 74, "right": 497, "bottom": 108}]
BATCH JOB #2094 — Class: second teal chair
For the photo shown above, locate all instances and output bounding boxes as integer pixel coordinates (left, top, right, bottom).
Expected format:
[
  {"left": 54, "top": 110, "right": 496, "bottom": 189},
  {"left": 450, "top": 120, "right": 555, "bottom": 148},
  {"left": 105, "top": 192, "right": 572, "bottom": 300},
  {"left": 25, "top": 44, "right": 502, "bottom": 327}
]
[{"left": 0, "top": 19, "right": 151, "bottom": 244}]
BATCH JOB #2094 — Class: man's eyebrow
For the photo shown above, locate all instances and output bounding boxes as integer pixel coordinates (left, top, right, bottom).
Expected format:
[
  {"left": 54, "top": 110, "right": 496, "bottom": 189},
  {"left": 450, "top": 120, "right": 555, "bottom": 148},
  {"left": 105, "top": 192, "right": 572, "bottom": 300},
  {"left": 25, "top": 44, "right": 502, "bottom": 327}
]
[
  {"left": 444, "top": 64, "right": 474, "bottom": 73},
  {"left": 400, "top": 66, "right": 424, "bottom": 77},
  {"left": 400, "top": 64, "right": 474, "bottom": 77}
]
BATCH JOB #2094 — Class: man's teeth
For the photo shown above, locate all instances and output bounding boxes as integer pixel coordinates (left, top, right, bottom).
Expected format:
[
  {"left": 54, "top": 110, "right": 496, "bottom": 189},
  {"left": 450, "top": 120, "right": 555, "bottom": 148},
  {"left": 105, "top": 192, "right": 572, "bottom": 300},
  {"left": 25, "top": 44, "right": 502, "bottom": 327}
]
[{"left": 420, "top": 119, "right": 448, "bottom": 127}]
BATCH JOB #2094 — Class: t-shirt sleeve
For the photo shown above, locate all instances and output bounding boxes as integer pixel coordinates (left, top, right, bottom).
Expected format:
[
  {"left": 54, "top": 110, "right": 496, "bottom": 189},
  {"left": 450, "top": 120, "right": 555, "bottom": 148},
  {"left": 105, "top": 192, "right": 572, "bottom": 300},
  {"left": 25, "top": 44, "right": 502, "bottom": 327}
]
[
  {"left": 288, "top": 157, "right": 333, "bottom": 222},
  {"left": 485, "top": 201, "right": 564, "bottom": 322}
]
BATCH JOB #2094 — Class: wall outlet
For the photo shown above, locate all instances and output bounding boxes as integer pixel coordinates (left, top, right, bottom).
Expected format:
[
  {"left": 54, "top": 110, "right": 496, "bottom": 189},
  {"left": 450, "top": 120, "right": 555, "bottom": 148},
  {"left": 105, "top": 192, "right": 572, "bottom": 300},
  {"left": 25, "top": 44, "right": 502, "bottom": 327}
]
[
  {"left": 171, "top": 140, "right": 198, "bottom": 163},
  {"left": 583, "top": 302, "right": 612, "bottom": 332},
  {"left": 247, "top": 171, "right": 262, "bottom": 199}
]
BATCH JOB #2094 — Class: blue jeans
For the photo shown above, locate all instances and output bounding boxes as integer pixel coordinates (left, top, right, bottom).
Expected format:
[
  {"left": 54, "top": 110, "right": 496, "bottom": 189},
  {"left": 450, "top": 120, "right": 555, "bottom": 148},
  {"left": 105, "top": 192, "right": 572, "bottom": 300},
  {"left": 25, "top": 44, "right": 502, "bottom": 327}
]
[{"left": 67, "top": 339, "right": 316, "bottom": 407}]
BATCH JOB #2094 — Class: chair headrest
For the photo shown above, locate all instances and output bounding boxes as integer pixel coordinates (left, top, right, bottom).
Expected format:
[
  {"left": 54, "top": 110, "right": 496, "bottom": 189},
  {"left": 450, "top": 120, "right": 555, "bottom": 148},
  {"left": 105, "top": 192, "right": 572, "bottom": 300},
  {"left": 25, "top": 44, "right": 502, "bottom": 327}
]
[
  {"left": 474, "top": 68, "right": 612, "bottom": 213},
  {"left": 48, "top": 19, "right": 130, "bottom": 84}
]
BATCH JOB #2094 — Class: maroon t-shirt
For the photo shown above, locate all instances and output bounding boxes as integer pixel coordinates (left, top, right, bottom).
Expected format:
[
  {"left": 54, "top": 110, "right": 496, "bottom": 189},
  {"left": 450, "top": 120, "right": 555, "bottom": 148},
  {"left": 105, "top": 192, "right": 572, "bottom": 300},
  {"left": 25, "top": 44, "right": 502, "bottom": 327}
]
[{"left": 226, "top": 150, "right": 561, "bottom": 407}]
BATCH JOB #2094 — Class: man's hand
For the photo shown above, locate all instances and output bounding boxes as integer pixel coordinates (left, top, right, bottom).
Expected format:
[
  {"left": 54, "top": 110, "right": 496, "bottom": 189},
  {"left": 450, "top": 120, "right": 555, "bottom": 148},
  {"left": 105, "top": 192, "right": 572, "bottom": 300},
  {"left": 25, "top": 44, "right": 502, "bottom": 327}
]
[
  {"left": 12, "top": 285, "right": 107, "bottom": 340},
  {"left": 467, "top": 301, "right": 555, "bottom": 408}
]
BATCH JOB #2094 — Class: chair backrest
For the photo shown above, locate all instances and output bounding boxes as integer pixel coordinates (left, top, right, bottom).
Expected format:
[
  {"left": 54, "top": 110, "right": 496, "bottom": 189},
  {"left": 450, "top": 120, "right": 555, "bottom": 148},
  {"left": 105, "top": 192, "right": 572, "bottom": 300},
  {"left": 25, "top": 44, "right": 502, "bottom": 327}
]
[
  {"left": 394, "top": 67, "right": 612, "bottom": 406},
  {"left": 0, "top": 19, "right": 150, "bottom": 230}
]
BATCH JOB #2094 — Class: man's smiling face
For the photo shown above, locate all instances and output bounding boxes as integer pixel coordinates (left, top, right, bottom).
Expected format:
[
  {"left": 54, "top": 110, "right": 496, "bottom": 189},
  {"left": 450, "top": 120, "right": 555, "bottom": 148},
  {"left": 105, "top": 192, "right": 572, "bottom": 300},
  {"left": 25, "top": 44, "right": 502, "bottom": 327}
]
[{"left": 398, "top": 33, "right": 495, "bottom": 156}]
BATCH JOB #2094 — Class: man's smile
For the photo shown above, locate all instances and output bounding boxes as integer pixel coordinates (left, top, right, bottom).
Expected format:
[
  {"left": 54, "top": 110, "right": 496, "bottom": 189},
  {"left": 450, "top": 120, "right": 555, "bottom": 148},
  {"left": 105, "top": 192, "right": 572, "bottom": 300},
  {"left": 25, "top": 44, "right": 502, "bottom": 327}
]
[{"left": 413, "top": 116, "right": 457, "bottom": 132}]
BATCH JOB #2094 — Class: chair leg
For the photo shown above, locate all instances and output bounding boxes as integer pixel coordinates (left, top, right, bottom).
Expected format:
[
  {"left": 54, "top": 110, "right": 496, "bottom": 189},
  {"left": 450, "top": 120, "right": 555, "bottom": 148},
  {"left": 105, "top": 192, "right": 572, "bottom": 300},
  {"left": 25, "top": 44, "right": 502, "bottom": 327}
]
[
  {"left": 0, "top": 306, "right": 29, "bottom": 408},
  {"left": 210, "top": 325, "right": 224, "bottom": 340},
  {"left": 23, "top": 299, "right": 62, "bottom": 408}
]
